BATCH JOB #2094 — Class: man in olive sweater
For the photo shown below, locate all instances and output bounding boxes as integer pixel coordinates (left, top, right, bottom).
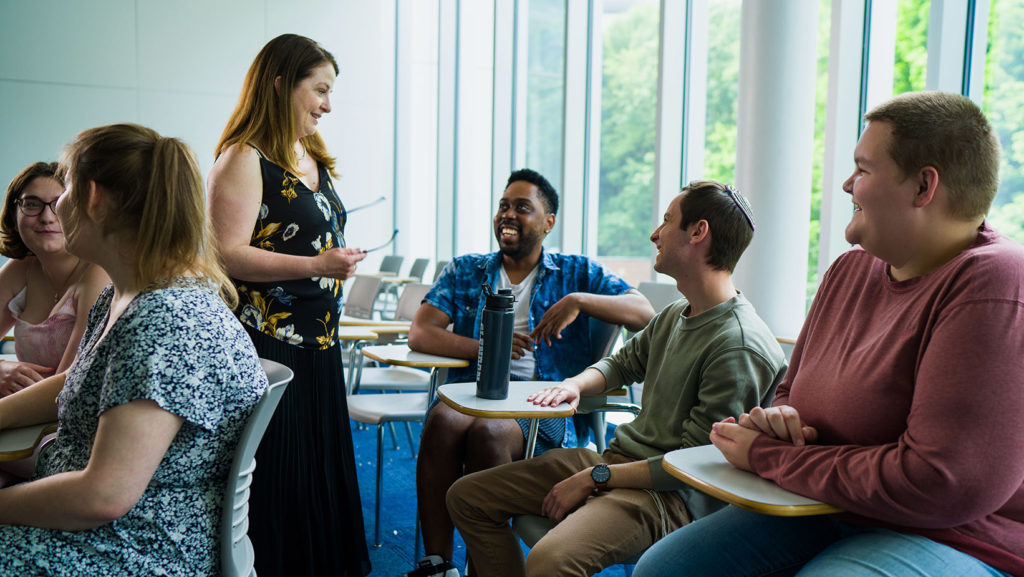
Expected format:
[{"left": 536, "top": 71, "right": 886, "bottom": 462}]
[{"left": 446, "top": 180, "right": 788, "bottom": 577}]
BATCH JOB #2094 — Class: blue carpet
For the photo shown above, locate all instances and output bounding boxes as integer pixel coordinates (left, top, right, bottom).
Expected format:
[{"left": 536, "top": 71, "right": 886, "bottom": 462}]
[{"left": 351, "top": 419, "right": 633, "bottom": 576}]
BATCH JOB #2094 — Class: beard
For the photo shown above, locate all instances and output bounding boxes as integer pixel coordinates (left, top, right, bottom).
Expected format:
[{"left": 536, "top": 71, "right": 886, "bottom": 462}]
[{"left": 495, "top": 223, "right": 543, "bottom": 260}]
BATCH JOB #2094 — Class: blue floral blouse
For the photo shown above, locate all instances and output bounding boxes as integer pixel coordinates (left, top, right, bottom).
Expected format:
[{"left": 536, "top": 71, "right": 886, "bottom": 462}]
[{"left": 0, "top": 278, "right": 267, "bottom": 576}]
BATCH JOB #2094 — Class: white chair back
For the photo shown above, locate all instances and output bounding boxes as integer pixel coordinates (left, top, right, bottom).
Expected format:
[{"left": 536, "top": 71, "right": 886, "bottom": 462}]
[
  {"left": 221, "top": 359, "right": 293, "bottom": 577},
  {"left": 394, "top": 283, "right": 431, "bottom": 322},
  {"left": 432, "top": 260, "right": 449, "bottom": 282},
  {"left": 379, "top": 255, "right": 404, "bottom": 274},
  {"left": 343, "top": 276, "right": 383, "bottom": 319},
  {"left": 407, "top": 258, "right": 430, "bottom": 282}
]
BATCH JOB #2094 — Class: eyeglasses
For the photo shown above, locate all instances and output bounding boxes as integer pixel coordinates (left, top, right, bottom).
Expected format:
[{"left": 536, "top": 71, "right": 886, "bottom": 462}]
[
  {"left": 723, "top": 185, "right": 756, "bottom": 231},
  {"left": 15, "top": 197, "right": 59, "bottom": 217}
]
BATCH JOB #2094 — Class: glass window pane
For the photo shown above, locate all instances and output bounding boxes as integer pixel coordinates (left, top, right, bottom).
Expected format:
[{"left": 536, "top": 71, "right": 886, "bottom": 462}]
[
  {"left": 981, "top": 0, "right": 1024, "bottom": 242},
  {"left": 893, "top": 0, "right": 929, "bottom": 93},
  {"left": 807, "top": 0, "right": 832, "bottom": 299},
  {"left": 703, "top": 0, "right": 742, "bottom": 184},
  {"left": 526, "top": 0, "right": 566, "bottom": 251},
  {"left": 596, "top": 0, "right": 659, "bottom": 285}
]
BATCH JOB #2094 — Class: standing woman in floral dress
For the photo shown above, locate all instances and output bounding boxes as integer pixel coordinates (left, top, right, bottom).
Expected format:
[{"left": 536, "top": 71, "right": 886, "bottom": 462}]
[{"left": 207, "top": 34, "right": 371, "bottom": 576}]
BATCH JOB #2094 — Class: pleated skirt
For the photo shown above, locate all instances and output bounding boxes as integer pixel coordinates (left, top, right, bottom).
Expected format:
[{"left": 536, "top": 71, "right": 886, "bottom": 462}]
[{"left": 245, "top": 325, "right": 372, "bottom": 576}]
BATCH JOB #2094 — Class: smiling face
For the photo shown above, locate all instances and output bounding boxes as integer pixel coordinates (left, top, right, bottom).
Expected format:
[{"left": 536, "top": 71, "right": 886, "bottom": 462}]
[
  {"left": 843, "top": 121, "right": 920, "bottom": 262},
  {"left": 290, "top": 62, "right": 336, "bottom": 139},
  {"left": 650, "top": 192, "right": 691, "bottom": 278},
  {"left": 493, "top": 180, "right": 555, "bottom": 261},
  {"left": 17, "top": 177, "right": 66, "bottom": 257}
]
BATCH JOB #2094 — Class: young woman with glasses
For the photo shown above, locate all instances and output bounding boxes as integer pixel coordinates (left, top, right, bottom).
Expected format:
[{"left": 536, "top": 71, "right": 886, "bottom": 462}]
[{"left": 0, "top": 162, "right": 108, "bottom": 401}]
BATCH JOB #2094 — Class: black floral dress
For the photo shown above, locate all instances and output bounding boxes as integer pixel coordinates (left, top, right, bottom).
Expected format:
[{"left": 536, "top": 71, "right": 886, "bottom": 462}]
[
  {"left": 236, "top": 151, "right": 347, "bottom": 349},
  {"left": 233, "top": 149, "right": 371, "bottom": 576}
]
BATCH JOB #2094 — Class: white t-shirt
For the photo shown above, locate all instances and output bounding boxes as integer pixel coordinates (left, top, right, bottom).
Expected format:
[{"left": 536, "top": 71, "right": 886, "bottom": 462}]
[{"left": 497, "top": 264, "right": 539, "bottom": 379}]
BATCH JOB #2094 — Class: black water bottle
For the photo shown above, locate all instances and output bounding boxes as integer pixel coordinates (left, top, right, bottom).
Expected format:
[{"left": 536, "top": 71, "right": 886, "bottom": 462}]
[{"left": 476, "top": 284, "right": 515, "bottom": 399}]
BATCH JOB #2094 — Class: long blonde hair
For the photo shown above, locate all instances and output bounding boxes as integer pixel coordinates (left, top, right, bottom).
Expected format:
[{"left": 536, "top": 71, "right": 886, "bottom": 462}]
[
  {"left": 215, "top": 34, "right": 338, "bottom": 177},
  {"left": 62, "top": 123, "right": 238, "bottom": 307}
]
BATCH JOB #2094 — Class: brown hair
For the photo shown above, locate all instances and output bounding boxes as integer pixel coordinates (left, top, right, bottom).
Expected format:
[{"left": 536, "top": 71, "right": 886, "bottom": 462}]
[
  {"left": 62, "top": 123, "right": 237, "bottom": 306},
  {"left": 864, "top": 91, "right": 1000, "bottom": 220},
  {"left": 677, "top": 180, "right": 756, "bottom": 272},
  {"left": 215, "top": 34, "right": 339, "bottom": 177},
  {"left": 1, "top": 161, "right": 64, "bottom": 259}
]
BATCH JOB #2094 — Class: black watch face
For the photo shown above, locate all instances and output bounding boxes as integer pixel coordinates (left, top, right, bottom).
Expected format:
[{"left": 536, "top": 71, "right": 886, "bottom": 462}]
[{"left": 592, "top": 464, "right": 611, "bottom": 483}]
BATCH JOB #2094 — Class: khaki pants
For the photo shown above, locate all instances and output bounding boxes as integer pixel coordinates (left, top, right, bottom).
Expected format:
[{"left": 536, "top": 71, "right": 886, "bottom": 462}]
[{"left": 446, "top": 448, "right": 691, "bottom": 577}]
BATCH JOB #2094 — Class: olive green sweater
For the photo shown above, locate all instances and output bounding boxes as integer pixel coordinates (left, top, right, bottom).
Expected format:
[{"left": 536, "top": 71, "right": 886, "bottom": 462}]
[{"left": 591, "top": 293, "right": 786, "bottom": 519}]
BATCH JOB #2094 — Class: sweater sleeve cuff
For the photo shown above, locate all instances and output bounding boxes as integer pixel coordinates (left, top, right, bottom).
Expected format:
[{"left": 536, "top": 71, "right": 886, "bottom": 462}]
[
  {"left": 590, "top": 359, "right": 625, "bottom": 393},
  {"left": 647, "top": 455, "right": 686, "bottom": 491}
]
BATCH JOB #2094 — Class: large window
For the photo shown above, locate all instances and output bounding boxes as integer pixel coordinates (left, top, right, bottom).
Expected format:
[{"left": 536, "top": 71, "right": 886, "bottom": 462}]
[
  {"left": 525, "top": 0, "right": 566, "bottom": 250},
  {"left": 807, "top": 0, "right": 832, "bottom": 297},
  {"left": 894, "top": 0, "right": 930, "bottom": 92},
  {"left": 982, "top": 0, "right": 1024, "bottom": 240},
  {"left": 702, "top": 0, "right": 742, "bottom": 184},
  {"left": 596, "top": 0, "right": 659, "bottom": 285}
]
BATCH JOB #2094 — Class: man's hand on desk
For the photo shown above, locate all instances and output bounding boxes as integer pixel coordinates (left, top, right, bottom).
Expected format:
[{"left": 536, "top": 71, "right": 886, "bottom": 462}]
[
  {"left": 527, "top": 380, "right": 582, "bottom": 410},
  {"left": 711, "top": 405, "right": 821, "bottom": 472}
]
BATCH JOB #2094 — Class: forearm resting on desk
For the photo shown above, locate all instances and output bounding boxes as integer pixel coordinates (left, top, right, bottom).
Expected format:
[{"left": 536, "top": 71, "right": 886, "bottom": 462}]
[
  {"left": 0, "top": 399, "right": 182, "bottom": 531},
  {"left": 0, "top": 373, "right": 63, "bottom": 430}
]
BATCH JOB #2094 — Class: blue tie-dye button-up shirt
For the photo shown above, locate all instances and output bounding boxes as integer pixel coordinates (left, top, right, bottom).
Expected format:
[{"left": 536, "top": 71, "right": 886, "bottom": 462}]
[{"left": 424, "top": 248, "right": 634, "bottom": 385}]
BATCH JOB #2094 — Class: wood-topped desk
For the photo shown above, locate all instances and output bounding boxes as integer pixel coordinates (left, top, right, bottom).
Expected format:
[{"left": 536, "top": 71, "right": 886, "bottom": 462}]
[
  {"left": 338, "top": 315, "right": 413, "bottom": 328},
  {"left": 437, "top": 381, "right": 574, "bottom": 458},
  {"left": 359, "top": 345, "right": 469, "bottom": 410},
  {"left": 0, "top": 422, "right": 58, "bottom": 461},
  {"left": 662, "top": 444, "right": 842, "bottom": 516}
]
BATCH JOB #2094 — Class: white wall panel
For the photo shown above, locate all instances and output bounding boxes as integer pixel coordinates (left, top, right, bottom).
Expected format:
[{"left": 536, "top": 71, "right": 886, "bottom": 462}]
[
  {"left": 137, "top": 0, "right": 263, "bottom": 95},
  {"left": 0, "top": 0, "right": 136, "bottom": 87},
  {"left": 0, "top": 81, "right": 138, "bottom": 188}
]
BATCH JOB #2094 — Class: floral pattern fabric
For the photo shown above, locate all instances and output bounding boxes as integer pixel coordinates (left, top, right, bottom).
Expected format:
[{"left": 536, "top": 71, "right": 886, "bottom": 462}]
[
  {"left": 235, "top": 148, "right": 347, "bottom": 349},
  {"left": 0, "top": 277, "right": 267, "bottom": 576}
]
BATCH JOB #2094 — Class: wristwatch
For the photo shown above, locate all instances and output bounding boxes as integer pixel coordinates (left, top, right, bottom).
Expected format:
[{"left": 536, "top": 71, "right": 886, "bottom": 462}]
[{"left": 591, "top": 463, "right": 611, "bottom": 492}]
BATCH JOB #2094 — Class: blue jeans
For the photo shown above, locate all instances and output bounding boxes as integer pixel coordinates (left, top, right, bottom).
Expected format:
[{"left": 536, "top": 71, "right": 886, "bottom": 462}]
[{"left": 632, "top": 506, "right": 1012, "bottom": 577}]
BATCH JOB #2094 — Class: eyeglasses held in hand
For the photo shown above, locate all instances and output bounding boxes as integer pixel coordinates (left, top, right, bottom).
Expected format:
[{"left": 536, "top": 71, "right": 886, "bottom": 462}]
[
  {"left": 16, "top": 197, "right": 59, "bottom": 217},
  {"left": 362, "top": 229, "right": 399, "bottom": 253}
]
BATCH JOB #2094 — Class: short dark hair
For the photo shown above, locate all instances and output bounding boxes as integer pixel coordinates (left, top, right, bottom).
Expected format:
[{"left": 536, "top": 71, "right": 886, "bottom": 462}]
[
  {"left": 507, "top": 168, "right": 558, "bottom": 215},
  {"left": 864, "top": 91, "right": 999, "bottom": 219},
  {"left": 678, "top": 180, "right": 755, "bottom": 272},
  {"left": 1, "top": 161, "right": 63, "bottom": 259}
]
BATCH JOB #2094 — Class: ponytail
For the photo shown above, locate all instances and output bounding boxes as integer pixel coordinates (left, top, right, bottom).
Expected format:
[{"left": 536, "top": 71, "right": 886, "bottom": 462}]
[{"left": 62, "top": 123, "right": 238, "bottom": 307}]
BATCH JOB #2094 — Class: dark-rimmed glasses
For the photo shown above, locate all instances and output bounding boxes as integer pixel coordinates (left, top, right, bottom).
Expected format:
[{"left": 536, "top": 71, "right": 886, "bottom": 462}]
[
  {"left": 15, "top": 197, "right": 59, "bottom": 217},
  {"left": 723, "top": 185, "right": 756, "bottom": 231}
]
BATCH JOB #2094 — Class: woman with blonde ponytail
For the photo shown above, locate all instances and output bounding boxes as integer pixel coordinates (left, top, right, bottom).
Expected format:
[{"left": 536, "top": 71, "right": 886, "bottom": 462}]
[
  {"left": 208, "top": 33, "right": 371, "bottom": 576},
  {"left": 0, "top": 123, "right": 266, "bottom": 576}
]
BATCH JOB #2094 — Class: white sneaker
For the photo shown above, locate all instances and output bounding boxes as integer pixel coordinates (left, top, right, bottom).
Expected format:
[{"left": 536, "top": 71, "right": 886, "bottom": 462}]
[{"left": 404, "top": 555, "right": 460, "bottom": 577}]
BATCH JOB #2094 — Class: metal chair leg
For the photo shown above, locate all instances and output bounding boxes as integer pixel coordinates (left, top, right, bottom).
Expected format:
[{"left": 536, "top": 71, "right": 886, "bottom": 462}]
[
  {"left": 404, "top": 422, "right": 417, "bottom": 457},
  {"left": 388, "top": 422, "right": 400, "bottom": 449},
  {"left": 373, "top": 423, "right": 384, "bottom": 547}
]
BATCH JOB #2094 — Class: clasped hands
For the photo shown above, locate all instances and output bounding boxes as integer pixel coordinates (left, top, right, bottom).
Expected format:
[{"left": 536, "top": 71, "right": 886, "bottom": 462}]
[{"left": 710, "top": 406, "right": 819, "bottom": 472}]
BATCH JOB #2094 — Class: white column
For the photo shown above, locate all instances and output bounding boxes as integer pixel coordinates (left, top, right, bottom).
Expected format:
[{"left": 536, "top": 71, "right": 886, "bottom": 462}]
[
  {"left": 818, "top": 0, "right": 866, "bottom": 278},
  {"left": 561, "top": 0, "right": 590, "bottom": 254},
  {"left": 732, "top": 0, "right": 819, "bottom": 338},
  {"left": 436, "top": 0, "right": 458, "bottom": 259},
  {"left": 492, "top": 0, "right": 517, "bottom": 218},
  {"left": 583, "top": 0, "right": 604, "bottom": 257},
  {"left": 653, "top": 0, "right": 686, "bottom": 223},
  {"left": 926, "top": 0, "right": 969, "bottom": 92}
]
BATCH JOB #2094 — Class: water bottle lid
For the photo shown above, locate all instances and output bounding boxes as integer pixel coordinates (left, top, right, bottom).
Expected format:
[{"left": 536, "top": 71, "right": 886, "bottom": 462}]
[{"left": 482, "top": 284, "right": 515, "bottom": 309}]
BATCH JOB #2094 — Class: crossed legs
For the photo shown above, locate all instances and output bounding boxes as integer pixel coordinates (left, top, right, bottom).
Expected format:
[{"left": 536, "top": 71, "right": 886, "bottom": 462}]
[{"left": 416, "top": 401, "right": 525, "bottom": 559}]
